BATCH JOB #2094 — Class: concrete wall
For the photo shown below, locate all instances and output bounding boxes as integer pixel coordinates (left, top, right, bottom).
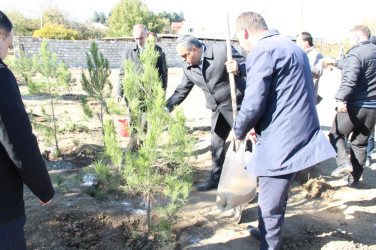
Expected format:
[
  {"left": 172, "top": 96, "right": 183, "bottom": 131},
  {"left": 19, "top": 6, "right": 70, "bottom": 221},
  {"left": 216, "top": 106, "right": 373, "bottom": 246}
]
[{"left": 13, "top": 36, "right": 246, "bottom": 68}]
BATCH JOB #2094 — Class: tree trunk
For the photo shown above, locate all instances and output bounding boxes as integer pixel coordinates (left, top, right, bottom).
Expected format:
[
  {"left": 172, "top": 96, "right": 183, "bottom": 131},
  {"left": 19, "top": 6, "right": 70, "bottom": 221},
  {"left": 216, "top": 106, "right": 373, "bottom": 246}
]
[
  {"left": 49, "top": 86, "right": 59, "bottom": 154},
  {"left": 146, "top": 194, "right": 151, "bottom": 234}
]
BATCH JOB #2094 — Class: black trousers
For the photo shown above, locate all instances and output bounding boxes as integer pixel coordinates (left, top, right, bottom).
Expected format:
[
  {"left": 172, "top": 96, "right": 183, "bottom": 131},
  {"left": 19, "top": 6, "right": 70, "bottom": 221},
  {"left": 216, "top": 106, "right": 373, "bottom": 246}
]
[
  {"left": 210, "top": 110, "right": 232, "bottom": 181},
  {"left": 329, "top": 105, "right": 376, "bottom": 180}
]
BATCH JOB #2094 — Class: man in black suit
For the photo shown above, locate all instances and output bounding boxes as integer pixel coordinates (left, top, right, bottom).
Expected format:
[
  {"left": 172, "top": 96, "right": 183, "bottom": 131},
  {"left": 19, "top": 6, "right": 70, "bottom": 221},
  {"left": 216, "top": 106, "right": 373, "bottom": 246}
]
[
  {"left": 0, "top": 11, "right": 54, "bottom": 249},
  {"left": 166, "top": 35, "right": 246, "bottom": 191},
  {"left": 117, "top": 24, "right": 168, "bottom": 101}
]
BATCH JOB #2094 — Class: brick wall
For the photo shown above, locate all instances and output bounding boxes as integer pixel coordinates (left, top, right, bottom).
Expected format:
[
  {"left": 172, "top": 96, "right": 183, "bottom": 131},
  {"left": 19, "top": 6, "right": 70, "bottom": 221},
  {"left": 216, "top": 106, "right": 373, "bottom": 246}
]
[{"left": 13, "top": 36, "right": 246, "bottom": 68}]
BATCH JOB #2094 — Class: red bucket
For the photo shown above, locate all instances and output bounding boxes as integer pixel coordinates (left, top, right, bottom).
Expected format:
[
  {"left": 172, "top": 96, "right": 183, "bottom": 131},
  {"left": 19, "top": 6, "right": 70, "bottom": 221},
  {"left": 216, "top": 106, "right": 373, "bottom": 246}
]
[{"left": 115, "top": 118, "right": 130, "bottom": 137}]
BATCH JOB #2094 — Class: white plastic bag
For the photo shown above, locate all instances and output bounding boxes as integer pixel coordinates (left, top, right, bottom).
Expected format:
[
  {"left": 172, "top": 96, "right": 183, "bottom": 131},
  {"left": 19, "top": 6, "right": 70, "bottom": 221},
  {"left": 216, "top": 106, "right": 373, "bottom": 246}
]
[{"left": 216, "top": 140, "right": 257, "bottom": 211}]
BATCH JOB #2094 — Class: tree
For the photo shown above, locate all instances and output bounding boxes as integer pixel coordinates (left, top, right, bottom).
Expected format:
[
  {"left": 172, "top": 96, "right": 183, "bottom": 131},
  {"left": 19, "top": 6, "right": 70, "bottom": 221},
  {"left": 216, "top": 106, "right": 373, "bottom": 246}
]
[
  {"left": 121, "top": 40, "right": 194, "bottom": 236},
  {"left": 42, "top": 7, "right": 68, "bottom": 27},
  {"left": 5, "top": 10, "right": 40, "bottom": 36},
  {"left": 33, "top": 40, "right": 70, "bottom": 154},
  {"left": 12, "top": 51, "right": 36, "bottom": 92},
  {"left": 92, "top": 11, "right": 100, "bottom": 23},
  {"left": 98, "top": 12, "right": 107, "bottom": 24},
  {"left": 361, "top": 18, "right": 376, "bottom": 36},
  {"left": 107, "top": 0, "right": 164, "bottom": 37},
  {"left": 160, "top": 11, "right": 185, "bottom": 23},
  {"left": 81, "top": 41, "right": 112, "bottom": 138}
]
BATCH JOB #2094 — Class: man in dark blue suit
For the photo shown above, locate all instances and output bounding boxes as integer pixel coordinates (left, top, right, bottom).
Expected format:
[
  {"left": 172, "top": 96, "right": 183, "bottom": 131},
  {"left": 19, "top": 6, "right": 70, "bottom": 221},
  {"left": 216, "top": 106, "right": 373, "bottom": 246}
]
[{"left": 233, "top": 12, "right": 336, "bottom": 249}]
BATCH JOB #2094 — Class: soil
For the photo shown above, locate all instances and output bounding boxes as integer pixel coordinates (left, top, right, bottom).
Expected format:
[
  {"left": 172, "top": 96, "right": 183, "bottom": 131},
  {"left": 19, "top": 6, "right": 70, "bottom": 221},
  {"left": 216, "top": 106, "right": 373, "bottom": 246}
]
[{"left": 20, "top": 67, "right": 376, "bottom": 249}]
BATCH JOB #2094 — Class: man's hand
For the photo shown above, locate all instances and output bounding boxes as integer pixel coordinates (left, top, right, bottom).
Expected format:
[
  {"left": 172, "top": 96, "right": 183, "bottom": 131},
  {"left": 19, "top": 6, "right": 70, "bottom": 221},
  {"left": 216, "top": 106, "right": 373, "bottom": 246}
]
[
  {"left": 229, "top": 130, "right": 242, "bottom": 152},
  {"left": 320, "top": 57, "right": 336, "bottom": 67},
  {"left": 336, "top": 101, "right": 347, "bottom": 113},
  {"left": 246, "top": 129, "right": 257, "bottom": 143},
  {"left": 38, "top": 198, "right": 52, "bottom": 206},
  {"left": 225, "top": 60, "right": 239, "bottom": 75}
]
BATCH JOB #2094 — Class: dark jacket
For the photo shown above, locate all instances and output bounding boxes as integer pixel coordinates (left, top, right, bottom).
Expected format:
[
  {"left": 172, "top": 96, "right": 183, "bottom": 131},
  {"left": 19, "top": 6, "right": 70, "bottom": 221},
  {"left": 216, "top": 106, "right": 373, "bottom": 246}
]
[
  {"left": 117, "top": 43, "right": 168, "bottom": 96},
  {"left": 234, "top": 30, "right": 336, "bottom": 176},
  {"left": 166, "top": 42, "right": 246, "bottom": 126},
  {"left": 0, "top": 59, "right": 54, "bottom": 223},
  {"left": 335, "top": 41, "right": 376, "bottom": 102}
]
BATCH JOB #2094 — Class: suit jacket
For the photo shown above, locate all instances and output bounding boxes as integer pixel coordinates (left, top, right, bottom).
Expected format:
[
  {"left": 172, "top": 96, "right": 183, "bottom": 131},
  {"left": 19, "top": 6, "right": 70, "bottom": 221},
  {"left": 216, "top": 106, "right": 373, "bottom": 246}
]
[
  {"left": 0, "top": 59, "right": 54, "bottom": 223},
  {"left": 167, "top": 42, "right": 246, "bottom": 125},
  {"left": 117, "top": 43, "right": 168, "bottom": 96},
  {"left": 234, "top": 30, "right": 336, "bottom": 176}
]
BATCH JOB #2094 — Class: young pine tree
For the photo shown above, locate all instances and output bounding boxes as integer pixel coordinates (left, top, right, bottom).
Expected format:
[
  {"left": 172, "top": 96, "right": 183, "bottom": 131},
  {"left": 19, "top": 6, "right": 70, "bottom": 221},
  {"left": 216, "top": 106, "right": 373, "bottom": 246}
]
[
  {"left": 12, "top": 51, "right": 41, "bottom": 94},
  {"left": 33, "top": 40, "right": 68, "bottom": 154},
  {"left": 81, "top": 41, "right": 112, "bottom": 137},
  {"left": 121, "top": 40, "right": 194, "bottom": 237}
]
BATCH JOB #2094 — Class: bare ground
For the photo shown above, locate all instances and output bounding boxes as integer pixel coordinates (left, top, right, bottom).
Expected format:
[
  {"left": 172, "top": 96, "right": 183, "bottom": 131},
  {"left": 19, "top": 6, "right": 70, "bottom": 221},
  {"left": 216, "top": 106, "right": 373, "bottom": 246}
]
[{"left": 21, "top": 67, "right": 376, "bottom": 249}]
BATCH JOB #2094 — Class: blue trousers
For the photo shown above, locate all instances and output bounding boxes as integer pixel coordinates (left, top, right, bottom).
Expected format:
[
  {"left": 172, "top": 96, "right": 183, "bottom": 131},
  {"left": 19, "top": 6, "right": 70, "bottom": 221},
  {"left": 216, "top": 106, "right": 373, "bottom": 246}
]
[
  {"left": 0, "top": 214, "right": 26, "bottom": 250},
  {"left": 258, "top": 172, "right": 297, "bottom": 250}
]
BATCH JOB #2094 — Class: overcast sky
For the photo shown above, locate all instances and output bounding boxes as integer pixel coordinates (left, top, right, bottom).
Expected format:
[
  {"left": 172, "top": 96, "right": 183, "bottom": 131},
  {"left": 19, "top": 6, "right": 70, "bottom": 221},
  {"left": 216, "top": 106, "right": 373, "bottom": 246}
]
[{"left": 2, "top": 0, "right": 375, "bottom": 40}]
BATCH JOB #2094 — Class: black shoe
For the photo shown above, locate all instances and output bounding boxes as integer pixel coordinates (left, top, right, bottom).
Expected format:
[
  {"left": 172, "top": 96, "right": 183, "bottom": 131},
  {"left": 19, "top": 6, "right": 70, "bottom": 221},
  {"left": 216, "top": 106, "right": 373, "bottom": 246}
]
[
  {"left": 247, "top": 225, "right": 261, "bottom": 240},
  {"left": 347, "top": 175, "right": 360, "bottom": 188},
  {"left": 331, "top": 162, "right": 353, "bottom": 177},
  {"left": 196, "top": 180, "right": 218, "bottom": 191}
]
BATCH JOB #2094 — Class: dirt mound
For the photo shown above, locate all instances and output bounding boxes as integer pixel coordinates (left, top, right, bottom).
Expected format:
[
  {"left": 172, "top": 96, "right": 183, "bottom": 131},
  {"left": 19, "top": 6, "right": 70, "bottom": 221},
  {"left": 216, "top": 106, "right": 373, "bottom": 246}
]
[{"left": 303, "top": 178, "right": 333, "bottom": 198}]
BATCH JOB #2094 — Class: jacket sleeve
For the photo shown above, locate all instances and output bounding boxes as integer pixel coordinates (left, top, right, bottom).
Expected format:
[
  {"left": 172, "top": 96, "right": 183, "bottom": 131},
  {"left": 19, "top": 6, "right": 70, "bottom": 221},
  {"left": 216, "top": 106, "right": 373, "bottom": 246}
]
[
  {"left": 335, "top": 53, "right": 361, "bottom": 101},
  {"left": 234, "top": 50, "right": 273, "bottom": 139},
  {"left": 157, "top": 51, "right": 168, "bottom": 91},
  {"left": 335, "top": 59, "right": 344, "bottom": 70},
  {"left": 166, "top": 72, "right": 195, "bottom": 111},
  {"left": 162, "top": 52, "right": 168, "bottom": 89},
  {"left": 117, "top": 59, "right": 125, "bottom": 97},
  {"left": 0, "top": 69, "right": 54, "bottom": 202},
  {"left": 231, "top": 46, "right": 247, "bottom": 77},
  {"left": 311, "top": 53, "right": 323, "bottom": 79}
]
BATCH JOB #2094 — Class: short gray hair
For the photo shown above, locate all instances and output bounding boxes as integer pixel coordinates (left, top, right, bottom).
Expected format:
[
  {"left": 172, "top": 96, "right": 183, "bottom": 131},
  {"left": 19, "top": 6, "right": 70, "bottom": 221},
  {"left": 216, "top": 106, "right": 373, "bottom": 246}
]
[
  {"left": 133, "top": 24, "right": 148, "bottom": 34},
  {"left": 176, "top": 35, "right": 202, "bottom": 50},
  {"left": 349, "top": 25, "right": 371, "bottom": 40},
  {"left": 236, "top": 12, "right": 268, "bottom": 33}
]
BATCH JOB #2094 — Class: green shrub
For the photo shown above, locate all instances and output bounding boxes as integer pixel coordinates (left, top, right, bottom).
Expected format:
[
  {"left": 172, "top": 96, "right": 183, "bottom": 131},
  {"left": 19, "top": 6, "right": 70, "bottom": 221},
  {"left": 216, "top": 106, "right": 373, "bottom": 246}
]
[{"left": 33, "top": 23, "right": 79, "bottom": 40}]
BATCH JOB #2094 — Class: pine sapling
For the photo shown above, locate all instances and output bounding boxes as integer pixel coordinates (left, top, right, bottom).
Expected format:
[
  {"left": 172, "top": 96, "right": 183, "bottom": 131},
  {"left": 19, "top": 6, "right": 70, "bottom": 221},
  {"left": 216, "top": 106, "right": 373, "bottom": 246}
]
[
  {"left": 33, "top": 40, "right": 68, "bottom": 154},
  {"left": 121, "top": 40, "right": 194, "bottom": 237},
  {"left": 81, "top": 41, "right": 112, "bottom": 138}
]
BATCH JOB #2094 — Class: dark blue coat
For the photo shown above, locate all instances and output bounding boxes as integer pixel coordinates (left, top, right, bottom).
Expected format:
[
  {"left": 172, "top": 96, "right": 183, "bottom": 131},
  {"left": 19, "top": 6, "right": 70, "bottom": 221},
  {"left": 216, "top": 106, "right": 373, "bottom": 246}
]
[{"left": 234, "top": 30, "right": 336, "bottom": 176}]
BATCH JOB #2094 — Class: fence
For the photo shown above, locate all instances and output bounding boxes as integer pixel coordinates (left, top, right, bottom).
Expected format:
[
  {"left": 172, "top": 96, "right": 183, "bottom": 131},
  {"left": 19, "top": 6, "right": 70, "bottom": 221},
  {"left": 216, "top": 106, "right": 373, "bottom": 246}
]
[{"left": 13, "top": 35, "right": 246, "bottom": 68}]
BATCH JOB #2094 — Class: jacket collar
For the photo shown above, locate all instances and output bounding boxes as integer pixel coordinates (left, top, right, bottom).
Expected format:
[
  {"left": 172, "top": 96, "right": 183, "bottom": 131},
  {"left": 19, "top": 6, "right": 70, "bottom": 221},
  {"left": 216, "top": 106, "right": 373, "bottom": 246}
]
[
  {"left": 131, "top": 42, "right": 140, "bottom": 51},
  {"left": 348, "top": 40, "right": 372, "bottom": 53},
  {"left": 0, "top": 58, "right": 7, "bottom": 69},
  {"left": 258, "top": 29, "right": 280, "bottom": 42}
]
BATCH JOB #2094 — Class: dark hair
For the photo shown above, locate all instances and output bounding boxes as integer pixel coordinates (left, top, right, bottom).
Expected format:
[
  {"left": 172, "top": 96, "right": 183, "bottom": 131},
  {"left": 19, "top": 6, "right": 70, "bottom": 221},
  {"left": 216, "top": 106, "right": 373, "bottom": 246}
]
[
  {"left": 0, "top": 11, "right": 13, "bottom": 38},
  {"left": 299, "top": 32, "right": 313, "bottom": 47},
  {"left": 349, "top": 25, "right": 371, "bottom": 39},
  {"left": 235, "top": 12, "right": 268, "bottom": 33},
  {"left": 176, "top": 34, "right": 202, "bottom": 50}
]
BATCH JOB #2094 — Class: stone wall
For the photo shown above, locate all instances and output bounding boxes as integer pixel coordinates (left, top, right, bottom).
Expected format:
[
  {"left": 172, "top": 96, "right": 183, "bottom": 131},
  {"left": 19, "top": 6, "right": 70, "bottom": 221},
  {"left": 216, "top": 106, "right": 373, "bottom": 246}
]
[{"left": 13, "top": 36, "right": 246, "bottom": 68}]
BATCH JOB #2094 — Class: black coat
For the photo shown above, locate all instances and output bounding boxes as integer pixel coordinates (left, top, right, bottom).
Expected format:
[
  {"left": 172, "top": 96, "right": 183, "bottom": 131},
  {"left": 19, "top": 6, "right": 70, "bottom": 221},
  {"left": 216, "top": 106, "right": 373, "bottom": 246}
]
[
  {"left": 336, "top": 41, "right": 376, "bottom": 102},
  {"left": 0, "top": 59, "right": 54, "bottom": 223},
  {"left": 117, "top": 43, "right": 168, "bottom": 96},
  {"left": 166, "top": 42, "right": 246, "bottom": 126}
]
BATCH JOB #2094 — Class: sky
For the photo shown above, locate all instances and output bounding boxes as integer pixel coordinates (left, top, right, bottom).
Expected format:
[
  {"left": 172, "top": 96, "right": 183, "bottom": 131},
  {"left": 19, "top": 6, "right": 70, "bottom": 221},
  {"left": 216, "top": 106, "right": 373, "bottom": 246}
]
[{"left": 1, "top": 0, "right": 375, "bottom": 40}]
